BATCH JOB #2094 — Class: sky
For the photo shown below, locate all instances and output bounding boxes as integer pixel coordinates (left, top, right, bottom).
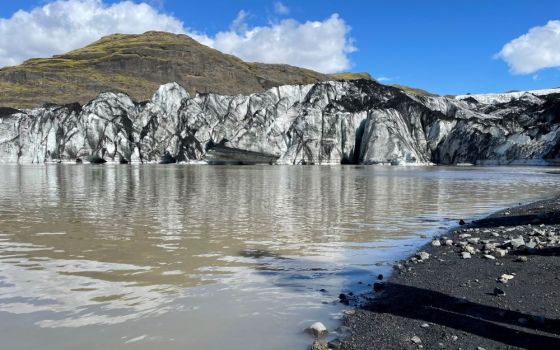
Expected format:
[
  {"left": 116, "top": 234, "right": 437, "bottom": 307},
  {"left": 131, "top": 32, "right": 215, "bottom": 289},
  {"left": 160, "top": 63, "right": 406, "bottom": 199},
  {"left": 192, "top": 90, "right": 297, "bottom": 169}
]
[{"left": 1, "top": 0, "right": 559, "bottom": 95}]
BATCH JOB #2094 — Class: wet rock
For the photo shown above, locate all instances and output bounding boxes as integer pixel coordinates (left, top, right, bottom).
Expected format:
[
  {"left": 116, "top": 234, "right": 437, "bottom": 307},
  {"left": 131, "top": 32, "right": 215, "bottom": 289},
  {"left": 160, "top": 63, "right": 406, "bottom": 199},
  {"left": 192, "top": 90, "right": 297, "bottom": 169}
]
[
  {"left": 75, "top": 158, "right": 83, "bottom": 164},
  {"left": 461, "top": 252, "right": 472, "bottom": 259},
  {"left": 311, "top": 339, "right": 328, "bottom": 350},
  {"left": 373, "top": 282, "right": 385, "bottom": 292},
  {"left": 411, "top": 336, "right": 422, "bottom": 344},
  {"left": 327, "top": 338, "right": 342, "bottom": 349},
  {"left": 483, "top": 254, "right": 496, "bottom": 260},
  {"left": 431, "top": 240, "right": 441, "bottom": 247},
  {"left": 307, "top": 322, "right": 328, "bottom": 338},
  {"left": 444, "top": 239, "right": 453, "bottom": 246},
  {"left": 417, "top": 251, "right": 430, "bottom": 261},
  {"left": 420, "top": 323, "right": 430, "bottom": 328},
  {"left": 338, "top": 294, "right": 349, "bottom": 305},
  {"left": 377, "top": 274, "right": 384, "bottom": 280},
  {"left": 459, "top": 219, "right": 466, "bottom": 226}
]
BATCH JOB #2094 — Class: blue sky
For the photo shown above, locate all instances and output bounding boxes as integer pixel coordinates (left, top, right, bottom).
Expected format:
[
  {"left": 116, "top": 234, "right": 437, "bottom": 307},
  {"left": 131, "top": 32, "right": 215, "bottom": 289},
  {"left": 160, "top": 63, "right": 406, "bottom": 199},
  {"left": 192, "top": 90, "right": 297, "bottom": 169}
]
[{"left": 1, "top": 0, "right": 559, "bottom": 95}]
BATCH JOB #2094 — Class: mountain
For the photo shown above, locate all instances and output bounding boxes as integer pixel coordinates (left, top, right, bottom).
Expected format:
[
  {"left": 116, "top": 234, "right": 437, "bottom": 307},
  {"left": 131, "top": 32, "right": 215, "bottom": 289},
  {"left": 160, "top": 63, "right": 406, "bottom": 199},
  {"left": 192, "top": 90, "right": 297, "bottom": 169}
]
[
  {"left": 1, "top": 80, "right": 558, "bottom": 165},
  {"left": 0, "top": 31, "right": 358, "bottom": 108}
]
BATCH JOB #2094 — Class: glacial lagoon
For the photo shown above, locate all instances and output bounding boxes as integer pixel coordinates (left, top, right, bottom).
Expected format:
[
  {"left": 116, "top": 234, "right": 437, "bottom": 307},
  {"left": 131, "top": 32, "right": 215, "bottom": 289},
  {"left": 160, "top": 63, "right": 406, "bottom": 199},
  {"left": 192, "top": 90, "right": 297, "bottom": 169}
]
[{"left": 0, "top": 165, "right": 559, "bottom": 349}]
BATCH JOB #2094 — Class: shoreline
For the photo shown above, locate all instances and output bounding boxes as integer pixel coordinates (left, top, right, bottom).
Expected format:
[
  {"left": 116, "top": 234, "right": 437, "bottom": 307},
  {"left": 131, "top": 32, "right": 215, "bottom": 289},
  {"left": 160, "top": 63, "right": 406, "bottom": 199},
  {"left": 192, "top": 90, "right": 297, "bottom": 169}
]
[{"left": 337, "top": 196, "right": 560, "bottom": 350}]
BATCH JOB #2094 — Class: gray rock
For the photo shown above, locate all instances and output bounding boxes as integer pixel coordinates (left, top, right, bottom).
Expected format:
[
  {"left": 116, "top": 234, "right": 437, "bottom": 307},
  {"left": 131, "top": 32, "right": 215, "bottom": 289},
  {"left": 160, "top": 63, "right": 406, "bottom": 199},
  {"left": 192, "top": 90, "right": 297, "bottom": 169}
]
[
  {"left": 515, "top": 256, "right": 528, "bottom": 262},
  {"left": 461, "top": 252, "right": 472, "bottom": 259},
  {"left": 411, "top": 336, "right": 422, "bottom": 344},
  {"left": 510, "top": 236, "right": 526, "bottom": 249},
  {"left": 431, "top": 240, "right": 441, "bottom": 247},
  {"left": 483, "top": 254, "right": 496, "bottom": 260},
  {"left": 307, "top": 322, "right": 328, "bottom": 338},
  {"left": 417, "top": 251, "right": 430, "bottom": 261},
  {"left": 494, "top": 248, "right": 508, "bottom": 258}
]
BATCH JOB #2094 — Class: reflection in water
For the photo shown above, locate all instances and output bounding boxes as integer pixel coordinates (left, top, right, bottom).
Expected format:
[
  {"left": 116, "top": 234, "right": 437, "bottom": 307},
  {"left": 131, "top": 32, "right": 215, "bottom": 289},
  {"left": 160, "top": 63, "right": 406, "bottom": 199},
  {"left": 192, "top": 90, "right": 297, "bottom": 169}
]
[{"left": 0, "top": 165, "right": 559, "bottom": 349}]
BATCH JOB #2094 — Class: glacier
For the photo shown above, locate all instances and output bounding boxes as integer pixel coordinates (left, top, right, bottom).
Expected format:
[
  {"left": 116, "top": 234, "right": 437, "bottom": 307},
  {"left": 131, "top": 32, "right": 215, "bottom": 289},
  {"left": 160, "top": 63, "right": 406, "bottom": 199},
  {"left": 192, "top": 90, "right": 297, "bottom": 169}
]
[{"left": 0, "top": 79, "right": 558, "bottom": 165}]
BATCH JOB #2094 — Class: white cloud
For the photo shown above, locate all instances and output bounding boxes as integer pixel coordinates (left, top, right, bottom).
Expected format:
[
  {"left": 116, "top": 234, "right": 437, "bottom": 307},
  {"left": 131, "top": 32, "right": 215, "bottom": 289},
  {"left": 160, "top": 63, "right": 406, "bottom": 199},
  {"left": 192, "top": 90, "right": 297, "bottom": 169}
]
[
  {"left": 274, "top": 2, "right": 290, "bottom": 15},
  {"left": 209, "top": 13, "right": 355, "bottom": 73},
  {"left": 497, "top": 20, "right": 560, "bottom": 74},
  {"left": 0, "top": 1, "right": 355, "bottom": 73},
  {"left": 0, "top": 0, "right": 191, "bottom": 67}
]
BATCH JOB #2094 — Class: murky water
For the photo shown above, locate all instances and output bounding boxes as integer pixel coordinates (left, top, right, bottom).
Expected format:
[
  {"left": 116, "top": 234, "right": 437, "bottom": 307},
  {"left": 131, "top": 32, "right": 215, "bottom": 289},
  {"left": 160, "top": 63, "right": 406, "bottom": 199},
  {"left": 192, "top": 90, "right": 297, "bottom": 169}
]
[{"left": 0, "top": 165, "right": 559, "bottom": 349}]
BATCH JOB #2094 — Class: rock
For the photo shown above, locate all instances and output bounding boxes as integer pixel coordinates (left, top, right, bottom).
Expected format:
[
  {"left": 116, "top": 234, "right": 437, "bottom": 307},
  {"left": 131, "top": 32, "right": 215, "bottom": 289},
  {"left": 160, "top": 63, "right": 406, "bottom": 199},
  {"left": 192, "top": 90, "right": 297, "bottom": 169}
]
[
  {"left": 445, "top": 239, "right": 453, "bottom": 246},
  {"left": 459, "top": 233, "right": 471, "bottom": 239},
  {"left": 338, "top": 294, "right": 349, "bottom": 305},
  {"left": 311, "top": 339, "right": 328, "bottom": 350},
  {"left": 411, "top": 336, "right": 422, "bottom": 344},
  {"left": 307, "top": 322, "right": 328, "bottom": 338},
  {"left": 451, "top": 335, "right": 458, "bottom": 341},
  {"left": 373, "top": 282, "right": 385, "bottom": 292},
  {"left": 377, "top": 274, "right": 384, "bottom": 280},
  {"left": 515, "top": 256, "right": 528, "bottom": 262},
  {"left": 464, "top": 245, "right": 476, "bottom": 254},
  {"left": 327, "top": 338, "right": 342, "bottom": 350},
  {"left": 483, "top": 243, "right": 498, "bottom": 251},
  {"left": 494, "top": 248, "right": 508, "bottom": 258},
  {"left": 343, "top": 309, "right": 356, "bottom": 316},
  {"left": 467, "top": 237, "right": 480, "bottom": 244},
  {"left": 420, "top": 323, "right": 429, "bottom": 328},
  {"left": 491, "top": 232, "right": 500, "bottom": 237},
  {"left": 525, "top": 240, "right": 537, "bottom": 249},
  {"left": 459, "top": 219, "right": 466, "bottom": 226},
  {"left": 461, "top": 252, "right": 472, "bottom": 259},
  {"left": 483, "top": 254, "right": 496, "bottom": 260},
  {"left": 417, "top": 251, "right": 430, "bottom": 261},
  {"left": 494, "top": 287, "right": 506, "bottom": 296},
  {"left": 498, "top": 274, "right": 514, "bottom": 283},
  {"left": 431, "top": 240, "right": 441, "bottom": 247},
  {"left": 509, "top": 236, "right": 526, "bottom": 249}
]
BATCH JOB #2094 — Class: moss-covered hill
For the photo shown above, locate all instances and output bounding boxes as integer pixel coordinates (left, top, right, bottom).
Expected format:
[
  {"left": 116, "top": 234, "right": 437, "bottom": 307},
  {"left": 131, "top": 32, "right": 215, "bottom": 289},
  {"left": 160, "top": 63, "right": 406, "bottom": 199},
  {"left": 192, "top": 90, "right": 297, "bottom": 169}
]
[{"left": 0, "top": 31, "right": 370, "bottom": 108}]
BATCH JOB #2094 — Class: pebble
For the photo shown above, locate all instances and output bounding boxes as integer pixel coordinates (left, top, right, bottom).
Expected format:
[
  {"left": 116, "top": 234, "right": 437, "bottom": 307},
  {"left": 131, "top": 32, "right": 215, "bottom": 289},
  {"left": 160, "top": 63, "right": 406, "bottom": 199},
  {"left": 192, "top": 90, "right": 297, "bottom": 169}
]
[
  {"left": 491, "top": 232, "right": 500, "bottom": 237},
  {"left": 458, "top": 233, "right": 471, "bottom": 239},
  {"left": 515, "top": 256, "right": 528, "bottom": 262},
  {"left": 417, "top": 251, "right": 430, "bottom": 261},
  {"left": 411, "top": 336, "right": 422, "bottom": 344},
  {"left": 494, "top": 287, "right": 506, "bottom": 296},
  {"left": 420, "top": 323, "right": 429, "bottom": 328},
  {"left": 451, "top": 335, "right": 458, "bottom": 341},
  {"left": 498, "top": 274, "right": 514, "bottom": 283},
  {"left": 467, "top": 237, "right": 480, "bottom": 244},
  {"left": 461, "top": 252, "right": 472, "bottom": 259},
  {"left": 483, "top": 254, "right": 496, "bottom": 260},
  {"left": 464, "top": 245, "right": 476, "bottom": 254},
  {"left": 307, "top": 322, "right": 328, "bottom": 338},
  {"left": 431, "top": 240, "right": 441, "bottom": 247},
  {"left": 445, "top": 239, "right": 453, "bottom": 246}
]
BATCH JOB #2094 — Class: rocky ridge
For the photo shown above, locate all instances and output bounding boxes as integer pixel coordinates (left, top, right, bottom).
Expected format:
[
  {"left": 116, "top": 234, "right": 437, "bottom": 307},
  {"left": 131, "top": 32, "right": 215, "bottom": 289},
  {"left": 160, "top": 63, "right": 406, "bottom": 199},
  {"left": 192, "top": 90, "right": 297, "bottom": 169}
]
[{"left": 0, "top": 79, "right": 559, "bottom": 165}]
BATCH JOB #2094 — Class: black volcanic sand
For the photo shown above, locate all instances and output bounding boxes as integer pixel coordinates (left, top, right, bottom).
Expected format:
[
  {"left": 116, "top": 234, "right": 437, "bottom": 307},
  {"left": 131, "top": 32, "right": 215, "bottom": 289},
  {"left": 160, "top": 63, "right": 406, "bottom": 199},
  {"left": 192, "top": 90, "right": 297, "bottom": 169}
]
[{"left": 337, "top": 197, "right": 560, "bottom": 350}]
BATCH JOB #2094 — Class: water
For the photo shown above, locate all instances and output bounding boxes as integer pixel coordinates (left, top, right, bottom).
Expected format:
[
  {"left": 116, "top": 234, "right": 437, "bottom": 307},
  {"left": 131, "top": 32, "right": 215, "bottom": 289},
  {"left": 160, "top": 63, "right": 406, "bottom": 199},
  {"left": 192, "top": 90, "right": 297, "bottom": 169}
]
[{"left": 0, "top": 165, "right": 559, "bottom": 349}]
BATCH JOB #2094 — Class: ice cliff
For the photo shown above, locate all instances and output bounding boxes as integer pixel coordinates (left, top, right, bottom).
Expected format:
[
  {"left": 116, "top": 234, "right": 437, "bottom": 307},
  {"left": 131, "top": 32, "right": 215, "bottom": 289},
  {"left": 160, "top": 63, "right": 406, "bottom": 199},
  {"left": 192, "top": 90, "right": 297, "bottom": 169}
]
[{"left": 0, "top": 80, "right": 558, "bottom": 165}]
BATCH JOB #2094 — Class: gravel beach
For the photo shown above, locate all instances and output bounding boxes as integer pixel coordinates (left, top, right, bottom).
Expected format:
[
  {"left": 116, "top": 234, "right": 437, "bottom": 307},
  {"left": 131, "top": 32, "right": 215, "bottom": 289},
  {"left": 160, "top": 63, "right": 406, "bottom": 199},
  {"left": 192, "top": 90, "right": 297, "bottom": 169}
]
[{"left": 337, "top": 196, "right": 560, "bottom": 350}]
